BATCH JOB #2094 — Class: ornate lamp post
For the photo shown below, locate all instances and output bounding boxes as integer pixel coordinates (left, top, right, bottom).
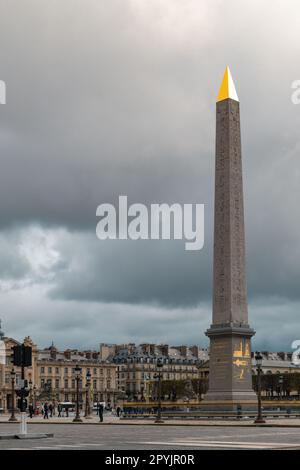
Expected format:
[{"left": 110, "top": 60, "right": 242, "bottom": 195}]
[
  {"left": 73, "top": 365, "right": 83, "bottom": 423},
  {"left": 33, "top": 385, "right": 37, "bottom": 412},
  {"left": 154, "top": 359, "right": 164, "bottom": 424},
  {"left": 278, "top": 375, "right": 283, "bottom": 399},
  {"left": 196, "top": 362, "right": 204, "bottom": 402},
  {"left": 29, "top": 378, "right": 33, "bottom": 404},
  {"left": 254, "top": 352, "right": 265, "bottom": 424},
  {"left": 8, "top": 368, "right": 17, "bottom": 422},
  {"left": 84, "top": 370, "right": 92, "bottom": 419}
]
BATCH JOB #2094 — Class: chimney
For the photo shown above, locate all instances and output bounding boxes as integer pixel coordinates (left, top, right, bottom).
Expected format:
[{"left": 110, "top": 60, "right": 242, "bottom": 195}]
[
  {"left": 64, "top": 350, "right": 71, "bottom": 360},
  {"left": 160, "top": 344, "right": 169, "bottom": 357},
  {"left": 190, "top": 346, "right": 199, "bottom": 358}
]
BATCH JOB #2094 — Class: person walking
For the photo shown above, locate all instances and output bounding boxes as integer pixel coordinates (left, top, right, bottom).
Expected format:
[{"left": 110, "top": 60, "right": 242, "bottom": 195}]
[
  {"left": 57, "top": 403, "right": 62, "bottom": 417},
  {"left": 116, "top": 406, "right": 121, "bottom": 417},
  {"left": 43, "top": 402, "right": 49, "bottom": 419},
  {"left": 98, "top": 403, "right": 104, "bottom": 422},
  {"left": 49, "top": 403, "right": 53, "bottom": 417}
]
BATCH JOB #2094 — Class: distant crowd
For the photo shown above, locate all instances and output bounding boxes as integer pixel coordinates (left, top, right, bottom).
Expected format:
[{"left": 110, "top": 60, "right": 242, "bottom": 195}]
[{"left": 27, "top": 402, "right": 123, "bottom": 422}]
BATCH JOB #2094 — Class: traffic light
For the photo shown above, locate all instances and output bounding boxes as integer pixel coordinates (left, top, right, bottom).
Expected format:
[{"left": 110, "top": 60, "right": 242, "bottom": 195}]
[
  {"left": 13, "top": 345, "right": 22, "bottom": 366},
  {"left": 16, "top": 389, "right": 29, "bottom": 398},
  {"left": 17, "top": 398, "right": 28, "bottom": 412},
  {"left": 23, "top": 347, "right": 32, "bottom": 367},
  {"left": 12, "top": 344, "right": 32, "bottom": 367}
]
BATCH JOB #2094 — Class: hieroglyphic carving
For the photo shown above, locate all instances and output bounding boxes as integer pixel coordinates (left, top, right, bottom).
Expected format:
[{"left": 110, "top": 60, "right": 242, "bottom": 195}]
[
  {"left": 213, "top": 99, "right": 248, "bottom": 326},
  {"left": 204, "top": 94, "right": 256, "bottom": 405}
]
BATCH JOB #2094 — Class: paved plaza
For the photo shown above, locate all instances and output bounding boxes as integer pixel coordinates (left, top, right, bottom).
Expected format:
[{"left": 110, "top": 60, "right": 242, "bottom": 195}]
[{"left": 2, "top": 419, "right": 300, "bottom": 450}]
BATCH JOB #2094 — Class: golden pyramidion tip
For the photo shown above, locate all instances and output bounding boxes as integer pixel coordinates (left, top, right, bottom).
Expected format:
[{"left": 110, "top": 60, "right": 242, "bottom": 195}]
[{"left": 216, "top": 66, "right": 239, "bottom": 103}]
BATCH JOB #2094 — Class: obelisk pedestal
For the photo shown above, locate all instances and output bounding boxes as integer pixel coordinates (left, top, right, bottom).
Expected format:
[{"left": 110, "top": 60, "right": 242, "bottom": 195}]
[{"left": 203, "top": 67, "right": 257, "bottom": 410}]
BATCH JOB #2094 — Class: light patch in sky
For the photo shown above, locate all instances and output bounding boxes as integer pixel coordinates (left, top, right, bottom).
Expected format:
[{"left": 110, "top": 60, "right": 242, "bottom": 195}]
[{"left": 18, "top": 226, "right": 61, "bottom": 281}]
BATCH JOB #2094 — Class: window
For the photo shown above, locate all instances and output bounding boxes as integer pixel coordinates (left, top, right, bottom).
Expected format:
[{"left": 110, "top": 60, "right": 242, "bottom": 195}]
[
  {"left": 55, "top": 379, "right": 59, "bottom": 388},
  {"left": 64, "top": 367, "right": 68, "bottom": 374},
  {"left": 64, "top": 379, "right": 68, "bottom": 389},
  {"left": 48, "top": 367, "right": 52, "bottom": 374},
  {"left": 72, "top": 379, "right": 75, "bottom": 388},
  {"left": 55, "top": 367, "right": 59, "bottom": 374},
  {"left": 41, "top": 367, "right": 45, "bottom": 374},
  {"left": 93, "top": 368, "right": 97, "bottom": 375},
  {"left": 93, "top": 379, "right": 97, "bottom": 389}
]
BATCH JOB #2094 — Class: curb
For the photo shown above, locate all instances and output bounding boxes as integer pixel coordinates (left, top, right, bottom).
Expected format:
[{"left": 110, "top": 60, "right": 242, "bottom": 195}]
[
  {"left": 0, "top": 433, "right": 53, "bottom": 440},
  {"left": 2, "top": 420, "right": 300, "bottom": 428}
]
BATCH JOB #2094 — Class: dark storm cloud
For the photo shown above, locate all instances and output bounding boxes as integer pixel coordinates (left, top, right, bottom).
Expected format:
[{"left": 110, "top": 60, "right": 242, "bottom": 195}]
[
  {"left": 0, "top": 0, "right": 300, "bottom": 348},
  {"left": 0, "top": 0, "right": 214, "bottom": 229},
  {"left": 49, "top": 235, "right": 212, "bottom": 307}
]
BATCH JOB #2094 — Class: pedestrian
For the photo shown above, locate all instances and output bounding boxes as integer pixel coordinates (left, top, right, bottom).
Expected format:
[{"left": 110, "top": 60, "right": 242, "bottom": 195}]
[
  {"left": 49, "top": 403, "right": 53, "bottom": 417},
  {"left": 98, "top": 403, "right": 104, "bottom": 422},
  {"left": 28, "top": 403, "right": 34, "bottom": 419},
  {"left": 43, "top": 402, "right": 49, "bottom": 419},
  {"left": 116, "top": 406, "right": 121, "bottom": 417},
  {"left": 57, "top": 403, "right": 62, "bottom": 417}
]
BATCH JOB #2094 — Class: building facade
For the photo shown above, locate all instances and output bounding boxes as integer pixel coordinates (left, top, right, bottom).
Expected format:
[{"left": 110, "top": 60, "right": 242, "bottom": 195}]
[
  {"left": 37, "top": 344, "right": 118, "bottom": 407},
  {"left": 1, "top": 321, "right": 300, "bottom": 413},
  {"left": 0, "top": 333, "right": 38, "bottom": 412},
  {"left": 0, "top": 326, "right": 118, "bottom": 412},
  {"left": 100, "top": 343, "right": 209, "bottom": 400}
]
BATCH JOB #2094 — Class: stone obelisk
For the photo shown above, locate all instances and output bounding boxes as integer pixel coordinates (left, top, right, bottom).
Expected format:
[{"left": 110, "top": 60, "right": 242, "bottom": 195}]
[{"left": 204, "top": 67, "right": 256, "bottom": 408}]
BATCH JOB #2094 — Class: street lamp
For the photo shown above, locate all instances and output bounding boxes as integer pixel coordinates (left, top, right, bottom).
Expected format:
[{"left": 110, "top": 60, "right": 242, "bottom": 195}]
[
  {"left": 73, "top": 365, "right": 83, "bottom": 423},
  {"left": 278, "top": 375, "right": 283, "bottom": 399},
  {"left": 8, "top": 368, "right": 17, "bottom": 422},
  {"left": 254, "top": 352, "right": 265, "bottom": 424},
  {"left": 196, "top": 362, "right": 204, "bottom": 402},
  {"left": 84, "top": 370, "right": 92, "bottom": 419},
  {"left": 154, "top": 359, "right": 164, "bottom": 424},
  {"left": 33, "top": 385, "right": 37, "bottom": 412},
  {"left": 29, "top": 378, "right": 33, "bottom": 405}
]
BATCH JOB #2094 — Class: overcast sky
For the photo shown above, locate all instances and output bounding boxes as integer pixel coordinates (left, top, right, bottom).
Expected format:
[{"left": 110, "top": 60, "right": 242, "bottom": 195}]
[{"left": 0, "top": 0, "right": 299, "bottom": 351}]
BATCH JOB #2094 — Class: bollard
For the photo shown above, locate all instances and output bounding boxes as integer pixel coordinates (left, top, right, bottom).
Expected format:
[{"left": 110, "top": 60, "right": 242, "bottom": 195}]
[{"left": 20, "top": 412, "right": 27, "bottom": 435}]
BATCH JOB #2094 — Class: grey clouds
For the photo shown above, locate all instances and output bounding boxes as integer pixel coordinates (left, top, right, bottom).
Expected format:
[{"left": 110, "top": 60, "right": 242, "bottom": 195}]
[{"left": 0, "top": 0, "right": 299, "bottom": 351}]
